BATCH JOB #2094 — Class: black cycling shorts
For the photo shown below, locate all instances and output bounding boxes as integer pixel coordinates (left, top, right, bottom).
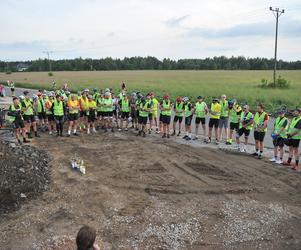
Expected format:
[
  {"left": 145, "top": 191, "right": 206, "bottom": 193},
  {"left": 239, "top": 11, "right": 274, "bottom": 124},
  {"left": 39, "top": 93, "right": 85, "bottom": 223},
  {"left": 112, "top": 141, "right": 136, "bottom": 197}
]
[
  {"left": 195, "top": 117, "right": 206, "bottom": 125},
  {"left": 254, "top": 131, "right": 266, "bottom": 142},
  {"left": 273, "top": 137, "right": 285, "bottom": 147},
  {"left": 148, "top": 113, "right": 153, "bottom": 121},
  {"left": 138, "top": 116, "right": 148, "bottom": 125},
  {"left": 161, "top": 115, "right": 171, "bottom": 125},
  {"left": 121, "top": 112, "right": 130, "bottom": 119},
  {"left": 185, "top": 116, "right": 193, "bottom": 126},
  {"left": 103, "top": 112, "right": 113, "bottom": 118},
  {"left": 88, "top": 113, "right": 96, "bottom": 123},
  {"left": 237, "top": 127, "right": 250, "bottom": 137},
  {"left": 173, "top": 116, "right": 183, "bottom": 123},
  {"left": 23, "top": 114, "right": 35, "bottom": 123},
  {"left": 14, "top": 118, "right": 25, "bottom": 129},
  {"left": 47, "top": 114, "right": 54, "bottom": 121},
  {"left": 38, "top": 112, "right": 46, "bottom": 120},
  {"left": 230, "top": 122, "right": 239, "bottom": 131},
  {"left": 285, "top": 138, "right": 300, "bottom": 148},
  {"left": 68, "top": 113, "right": 78, "bottom": 121},
  {"left": 209, "top": 118, "right": 219, "bottom": 128},
  {"left": 159, "top": 114, "right": 163, "bottom": 122},
  {"left": 80, "top": 110, "right": 87, "bottom": 117}
]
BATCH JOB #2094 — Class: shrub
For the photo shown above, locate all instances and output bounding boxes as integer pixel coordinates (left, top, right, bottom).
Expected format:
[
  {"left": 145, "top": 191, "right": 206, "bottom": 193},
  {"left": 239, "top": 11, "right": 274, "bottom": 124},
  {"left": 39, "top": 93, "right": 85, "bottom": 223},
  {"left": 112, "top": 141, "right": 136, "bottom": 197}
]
[
  {"left": 258, "top": 76, "right": 290, "bottom": 89},
  {"left": 5, "top": 71, "right": 12, "bottom": 75},
  {"left": 48, "top": 72, "right": 53, "bottom": 77}
]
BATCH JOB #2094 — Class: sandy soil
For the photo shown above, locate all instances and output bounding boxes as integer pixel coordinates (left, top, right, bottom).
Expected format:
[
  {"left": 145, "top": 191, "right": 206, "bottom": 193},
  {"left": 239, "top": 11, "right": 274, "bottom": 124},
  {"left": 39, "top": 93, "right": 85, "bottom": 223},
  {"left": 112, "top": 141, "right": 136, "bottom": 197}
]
[{"left": 0, "top": 130, "right": 301, "bottom": 250}]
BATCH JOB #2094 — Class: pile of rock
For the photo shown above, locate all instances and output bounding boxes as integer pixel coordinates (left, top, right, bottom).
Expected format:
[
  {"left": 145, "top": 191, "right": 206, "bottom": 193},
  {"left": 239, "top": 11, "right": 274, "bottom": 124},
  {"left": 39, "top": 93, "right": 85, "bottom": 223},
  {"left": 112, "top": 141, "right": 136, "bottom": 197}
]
[{"left": 0, "top": 140, "right": 51, "bottom": 214}]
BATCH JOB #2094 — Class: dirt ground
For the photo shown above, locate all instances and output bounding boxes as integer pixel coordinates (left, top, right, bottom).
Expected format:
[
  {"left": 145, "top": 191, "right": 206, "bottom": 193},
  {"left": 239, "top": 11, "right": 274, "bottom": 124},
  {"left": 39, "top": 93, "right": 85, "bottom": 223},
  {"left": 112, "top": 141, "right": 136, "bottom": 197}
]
[{"left": 0, "top": 130, "right": 301, "bottom": 250}]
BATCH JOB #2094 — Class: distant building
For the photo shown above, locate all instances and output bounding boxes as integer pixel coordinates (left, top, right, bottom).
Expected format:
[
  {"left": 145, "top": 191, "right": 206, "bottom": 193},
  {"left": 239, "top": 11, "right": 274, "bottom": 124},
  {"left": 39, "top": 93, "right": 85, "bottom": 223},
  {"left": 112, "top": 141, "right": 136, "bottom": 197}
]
[{"left": 16, "top": 63, "right": 30, "bottom": 72}]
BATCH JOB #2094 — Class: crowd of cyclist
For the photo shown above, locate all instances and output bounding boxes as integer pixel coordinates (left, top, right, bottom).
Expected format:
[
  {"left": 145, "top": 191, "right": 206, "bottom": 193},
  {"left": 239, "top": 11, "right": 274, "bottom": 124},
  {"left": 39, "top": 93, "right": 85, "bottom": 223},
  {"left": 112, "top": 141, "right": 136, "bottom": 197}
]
[{"left": 5, "top": 81, "right": 301, "bottom": 171}]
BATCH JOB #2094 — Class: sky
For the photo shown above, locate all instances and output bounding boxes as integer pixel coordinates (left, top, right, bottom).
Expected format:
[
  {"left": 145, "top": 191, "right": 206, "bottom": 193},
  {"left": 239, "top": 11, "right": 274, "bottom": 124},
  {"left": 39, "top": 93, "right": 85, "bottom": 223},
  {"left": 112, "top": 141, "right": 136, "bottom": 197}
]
[{"left": 1, "top": 0, "right": 301, "bottom": 61}]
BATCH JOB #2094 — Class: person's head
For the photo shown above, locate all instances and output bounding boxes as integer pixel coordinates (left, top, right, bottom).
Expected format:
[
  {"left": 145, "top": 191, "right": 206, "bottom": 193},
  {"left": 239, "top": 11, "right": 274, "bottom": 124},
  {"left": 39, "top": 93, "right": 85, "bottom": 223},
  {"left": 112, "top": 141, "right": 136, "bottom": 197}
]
[
  {"left": 183, "top": 97, "right": 189, "bottom": 103},
  {"left": 243, "top": 105, "right": 249, "bottom": 112},
  {"left": 197, "top": 96, "right": 203, "bottom": 103},
  {"left": 42, "top": 93, "right": 47, "bottom": 99},
  {"left": 71, "top": 94, "right": 77, "bottom": 101},
  {"left": 150, "top": 92, "right": 155, "bottom": 98},
  {"left": 146, "top": 94, "right": 151, "bottom": 100},
  {"left": 104, "top": 92, "right": 110, "bottom": 99},
  {"left": 48, "top": 92, "right": 54, "bottom": 99},
  {"left": 56, "top": 94, "right": 61, "bottom": 100},
  {"left": 221, "top": 94, "right": 226, "bottom": 101},
  {"left": 163, "top": 95, "right": 169, "bottom": 101},
  {"left": 176, "top": 96, "right": 182, "bottom": 103},
  {"left": 13, "top": 97, "right": 19, "bottom": 106},
  {"left": 24, "top": 91, "right": 30, "bottom": 100},
  {"left": 257, "top": 103, "right": 264, "bottom": 112},
  {"left": 228, "top": 99, "right": 236, "bottom": 109},
  {"left": 212, "top": 98, "right": 219, "bottom": 104},
  {"left": 293, "top": 108, "right": 301, "bottom": 117},
  {"left": 76, "top": 225, "right": 96, "bottom": 250},
  {"left": 278, "top": 110, "right": 286, "bottom": 118},
  {"left": 88, "top": 95, "right": 93, "bottom": 101}
]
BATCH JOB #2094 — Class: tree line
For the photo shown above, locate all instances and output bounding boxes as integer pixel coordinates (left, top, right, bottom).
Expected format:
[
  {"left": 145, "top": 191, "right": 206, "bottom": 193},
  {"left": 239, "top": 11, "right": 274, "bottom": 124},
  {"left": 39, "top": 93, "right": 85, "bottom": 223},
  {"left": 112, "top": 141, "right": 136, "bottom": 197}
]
[{"left": 1, "top": 56, "right": 301, "bottom": 72}]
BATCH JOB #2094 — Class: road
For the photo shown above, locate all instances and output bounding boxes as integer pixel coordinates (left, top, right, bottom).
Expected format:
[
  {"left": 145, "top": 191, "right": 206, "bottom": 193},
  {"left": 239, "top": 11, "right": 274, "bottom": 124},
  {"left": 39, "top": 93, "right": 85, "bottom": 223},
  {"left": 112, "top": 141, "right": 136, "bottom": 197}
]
[{"left": 2, "top": 86, "right": 276, "bottom": 148}]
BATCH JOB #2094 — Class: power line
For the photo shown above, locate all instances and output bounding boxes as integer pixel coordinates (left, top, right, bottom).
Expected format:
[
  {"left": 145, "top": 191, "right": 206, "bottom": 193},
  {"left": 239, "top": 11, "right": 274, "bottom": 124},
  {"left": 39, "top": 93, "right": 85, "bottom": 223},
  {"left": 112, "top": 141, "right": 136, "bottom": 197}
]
[
  {"left": 269, "top": 6, "right": 284, "bottom": 87},
  {"left": 43, "top": 51, "right": 54, "bottom": 72}
]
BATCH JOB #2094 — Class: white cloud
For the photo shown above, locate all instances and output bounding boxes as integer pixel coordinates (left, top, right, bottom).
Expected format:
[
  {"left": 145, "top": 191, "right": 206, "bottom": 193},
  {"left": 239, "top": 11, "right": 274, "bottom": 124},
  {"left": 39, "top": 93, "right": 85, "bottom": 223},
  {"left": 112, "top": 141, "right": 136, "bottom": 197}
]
[{"left": 0, "top": 0, "right": 300, "bottom": 60}]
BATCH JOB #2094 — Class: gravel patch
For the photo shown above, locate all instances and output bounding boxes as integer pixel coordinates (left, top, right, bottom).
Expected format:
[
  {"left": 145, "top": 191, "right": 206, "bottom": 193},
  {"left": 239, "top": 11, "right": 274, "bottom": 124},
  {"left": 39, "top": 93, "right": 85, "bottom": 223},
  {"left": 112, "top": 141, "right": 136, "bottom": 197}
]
[
  {"left": 217, "top": 199, "right": 292, "bottom": 246},
  {"left": 0, "top": 140, "right": 51, "bottom": 214}
]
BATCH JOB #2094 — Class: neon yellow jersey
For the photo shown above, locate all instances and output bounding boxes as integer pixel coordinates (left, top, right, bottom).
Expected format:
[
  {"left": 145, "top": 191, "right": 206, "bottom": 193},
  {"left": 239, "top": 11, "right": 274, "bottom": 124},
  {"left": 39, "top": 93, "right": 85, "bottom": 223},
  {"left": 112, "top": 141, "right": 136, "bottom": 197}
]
[
  {"left": 210, "top": 103, "right": 221, "bottom": 119},
  {"left": 152, "top": 98, "right": 158, "bottom": 112}
]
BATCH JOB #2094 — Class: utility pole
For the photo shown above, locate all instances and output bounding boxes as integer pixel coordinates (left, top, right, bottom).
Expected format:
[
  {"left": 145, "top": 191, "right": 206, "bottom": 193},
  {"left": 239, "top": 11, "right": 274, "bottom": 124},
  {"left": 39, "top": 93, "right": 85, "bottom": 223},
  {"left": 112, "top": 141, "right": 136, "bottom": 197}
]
[
  {"left": 270, "top": 7, "right": 284, "bottom": 87},
  {"left": 43, "top": 51, "right": 54, "bottom": 72}
]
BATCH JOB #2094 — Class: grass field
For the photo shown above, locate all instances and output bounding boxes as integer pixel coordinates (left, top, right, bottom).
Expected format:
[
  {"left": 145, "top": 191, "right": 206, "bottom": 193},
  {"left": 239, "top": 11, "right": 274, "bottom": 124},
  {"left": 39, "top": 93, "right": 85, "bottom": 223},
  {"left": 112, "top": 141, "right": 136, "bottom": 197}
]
[{"left": 1, "top": 70, "right": 301, "bottom": 111}]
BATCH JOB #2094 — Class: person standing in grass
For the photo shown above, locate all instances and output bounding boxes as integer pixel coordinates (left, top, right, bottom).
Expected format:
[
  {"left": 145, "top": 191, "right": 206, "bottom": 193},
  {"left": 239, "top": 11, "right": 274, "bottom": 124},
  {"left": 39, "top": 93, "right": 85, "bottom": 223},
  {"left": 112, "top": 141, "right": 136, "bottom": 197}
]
[
  {"left": 235, "top": 105, "right": 253, "bottom": 152},
  {"left": 219, "top": 94, "right": 229, "bottom": 143},
  {"left": 227, "top": 99, "right": 242, "bottom": 145},
  {"left": 160, "top": 95, "right": 172, "bottom": 138},
  {"left": 172, "top": 96, "right": 184, "bottom": 136},
  {"left": 206, "top": 98, "right": 221, "bottom": 144},
  {"left": 194, "top": 96, "right": 208, "bottom": 140},
  {"left": 283, "top": 108, "right": 301, "bottom": 171},
  {"left": 252, "top": 104, "right": 269, "bottom": 159},
  {"left": 182, "top": 97, "right": 194, "bottom": 141},
  {"left": 269, "top": 110, "right": 288, "bottom": 164}
]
